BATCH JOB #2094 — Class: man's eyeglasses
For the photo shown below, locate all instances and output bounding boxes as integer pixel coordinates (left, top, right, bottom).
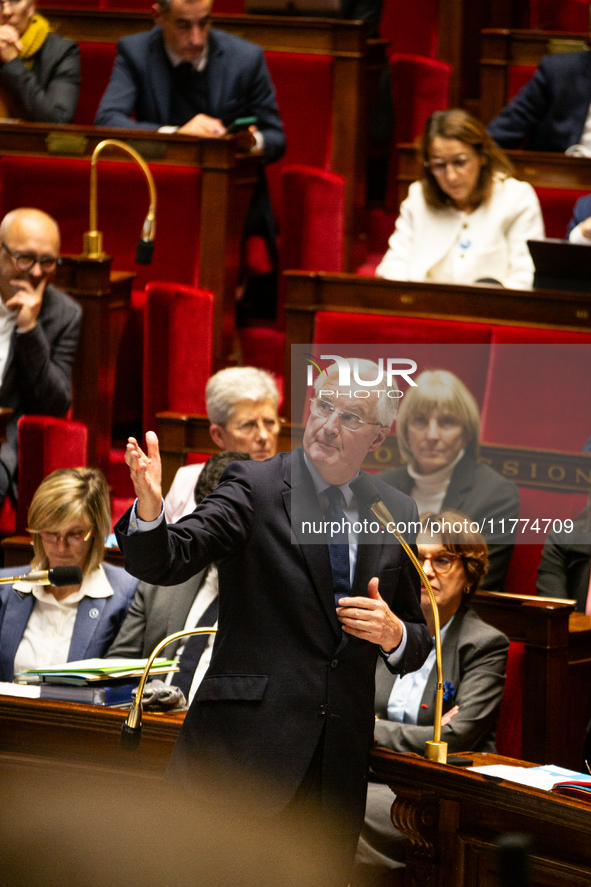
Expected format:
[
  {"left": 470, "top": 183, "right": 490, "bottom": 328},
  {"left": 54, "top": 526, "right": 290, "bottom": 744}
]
[
  {"left": 29, "top": 528, "right": 93, "bottom": 547},
  {"left": 227, "top": 417, "right": 281, "bottom": 438},
  {"left": 2, "top": 242, "right": 60, "bottom": 273},
  {"left": 309, "top": 397, "right": 383, "bottom": 432},
  {"left": 417, "top": 552, "right": 460, "bottom": 575},
  {"left": 425, "top": 156, "right": 472, "bottom": 175}
]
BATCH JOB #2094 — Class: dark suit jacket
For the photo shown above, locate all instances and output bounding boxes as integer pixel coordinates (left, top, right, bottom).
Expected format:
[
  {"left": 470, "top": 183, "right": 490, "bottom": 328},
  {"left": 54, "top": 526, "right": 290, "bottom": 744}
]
[
  {"left": 116, "top": 448, "right": 430, "bottom": 825},
  {"left": 536, "top": 516, "right": 591, "bottom": 612},
  {"left": 0, "top": 563, "right": 138, "bottom": 682},
  {"left": 0, "top": 283, "right": 82, "bottom": 491},
  {"left": 0, "top": 32, "right": 80, "bottom": 123},
  {"left": 95, "top": 26, "right": 285, "bottom": 161},
  {"left": 380, "top": 453, "right": 520, "bottom": 591},
  {"left": 374, "top": 606, "right": 509, "bottom": 755},
  {"left": 488, "top": 50, "right": 591, "bottom": 152},
  {"left": 106, "top": 570, "right": 207, "bottom": 660},
  {"left": 567, "top": 193, "right": 591, "bottom": 238}
]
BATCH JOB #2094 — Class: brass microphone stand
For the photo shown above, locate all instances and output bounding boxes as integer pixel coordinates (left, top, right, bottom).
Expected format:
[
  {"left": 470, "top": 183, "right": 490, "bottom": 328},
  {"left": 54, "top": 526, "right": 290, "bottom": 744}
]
[
  {"left": 350, "top": 476, "right": 447, "bottom": 763},
  {"left": 121, "top": 626, "right": 216, "bottom": 750}
]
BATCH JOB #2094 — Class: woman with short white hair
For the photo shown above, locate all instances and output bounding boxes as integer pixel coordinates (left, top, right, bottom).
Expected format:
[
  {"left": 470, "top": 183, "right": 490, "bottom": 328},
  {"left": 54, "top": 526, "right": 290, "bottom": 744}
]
[{"left": 164, "top": 367, "right": 281, "bottom": 522}]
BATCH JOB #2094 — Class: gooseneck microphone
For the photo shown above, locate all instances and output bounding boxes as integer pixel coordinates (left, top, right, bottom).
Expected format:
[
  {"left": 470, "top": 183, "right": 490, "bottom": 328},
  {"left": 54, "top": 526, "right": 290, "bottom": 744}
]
[
  {"left": 349, "top": 474, "right": 448, "bottom": 764},
  {"left": 0, "top": 566, "right": 83, "bottom": 587},
  {"left": 120, "top": 626, "right": 217, "bottom": 751}
]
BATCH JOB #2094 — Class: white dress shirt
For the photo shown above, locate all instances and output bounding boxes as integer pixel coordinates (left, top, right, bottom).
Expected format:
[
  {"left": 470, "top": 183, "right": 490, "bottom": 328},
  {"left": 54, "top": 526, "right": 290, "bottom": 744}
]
[
  {"left": 387, "top": 619, "right": 452, "bottom": 724},
  {"left": 13, "top": 565, "right": 114, "bottom": 675}
]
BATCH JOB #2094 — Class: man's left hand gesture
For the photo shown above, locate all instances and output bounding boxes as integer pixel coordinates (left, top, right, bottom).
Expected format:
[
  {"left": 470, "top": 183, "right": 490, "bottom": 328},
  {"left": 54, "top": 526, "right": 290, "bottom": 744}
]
[
  {"left": 336, "top": 577, "right": 403, "bottom": 652},
  {"left": 5, "top": 276, "right": 44, "bottom": 332}
]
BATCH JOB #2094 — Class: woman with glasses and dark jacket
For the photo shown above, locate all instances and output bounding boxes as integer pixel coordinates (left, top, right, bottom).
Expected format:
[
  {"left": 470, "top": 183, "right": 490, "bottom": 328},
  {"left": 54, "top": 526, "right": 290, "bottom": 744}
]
[
  {"left": 0, "top": 467, "right": 137, "bottom": 682},
  {"left": 352, "top": 511, "right": 509, "bottom": 886},
  {"left": 376, "top": 108, "right": 544, "bottom": 289}
]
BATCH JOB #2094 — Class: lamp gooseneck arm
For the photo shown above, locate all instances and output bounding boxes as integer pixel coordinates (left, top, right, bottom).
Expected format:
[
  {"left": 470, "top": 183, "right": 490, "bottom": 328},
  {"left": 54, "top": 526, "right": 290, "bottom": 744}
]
[{"left": 83, "top": 139, "right": 157, "bottom": 259}]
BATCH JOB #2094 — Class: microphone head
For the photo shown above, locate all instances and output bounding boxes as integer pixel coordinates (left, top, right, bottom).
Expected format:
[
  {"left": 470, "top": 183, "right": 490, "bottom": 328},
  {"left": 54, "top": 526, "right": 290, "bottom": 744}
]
[
  {"left": 47, "top": 566, "right": 83, "bottom": 587},
  {"left": 120, "top": 721, "right": 142, "bottom": 751},
  {"left": 135, "top": 239, "right": 154, "bottom": 265},
  {"left": 349, "top": 474, "right": 381, "bottom": 508}
]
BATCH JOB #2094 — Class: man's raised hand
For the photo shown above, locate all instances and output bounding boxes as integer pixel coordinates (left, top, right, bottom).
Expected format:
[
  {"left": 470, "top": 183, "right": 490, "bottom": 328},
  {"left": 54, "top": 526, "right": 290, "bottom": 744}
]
[{"left": 125, "top": 431, "right": 162, "bottom": 521}]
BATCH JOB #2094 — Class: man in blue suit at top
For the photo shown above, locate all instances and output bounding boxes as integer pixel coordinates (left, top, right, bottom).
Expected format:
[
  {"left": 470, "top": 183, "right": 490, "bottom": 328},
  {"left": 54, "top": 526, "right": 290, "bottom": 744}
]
[
  {"left": 487, "top": 39, "right": 591, "bottom": 154},
  {"left": 95, "top": 0, "right": 285, "bottom": 264}
]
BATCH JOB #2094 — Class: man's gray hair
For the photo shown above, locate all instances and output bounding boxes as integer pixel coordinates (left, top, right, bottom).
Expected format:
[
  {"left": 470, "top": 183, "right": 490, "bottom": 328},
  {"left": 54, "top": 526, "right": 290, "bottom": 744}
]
[
  {"left": 314, "top": 358, "right": 399, "bottom": 428},
  {"left": 206, "top": 366, "right": 279, "bottom": 426}
]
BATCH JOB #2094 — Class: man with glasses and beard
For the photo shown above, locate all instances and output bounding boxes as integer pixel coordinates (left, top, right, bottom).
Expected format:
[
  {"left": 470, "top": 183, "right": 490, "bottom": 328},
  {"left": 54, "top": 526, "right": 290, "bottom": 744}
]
[{"left": 0, "top": 208, "right": 81, "bottom": 507}]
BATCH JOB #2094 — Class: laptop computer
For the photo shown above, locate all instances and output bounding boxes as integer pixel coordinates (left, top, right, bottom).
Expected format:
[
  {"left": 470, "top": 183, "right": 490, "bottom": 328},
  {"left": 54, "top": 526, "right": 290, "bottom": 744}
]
[{"left": 528, "top": 238, "right": 591, "bottom": 293}]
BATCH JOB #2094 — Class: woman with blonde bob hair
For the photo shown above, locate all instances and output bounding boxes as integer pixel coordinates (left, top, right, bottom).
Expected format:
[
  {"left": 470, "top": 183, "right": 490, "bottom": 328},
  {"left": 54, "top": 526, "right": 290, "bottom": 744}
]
[
  {"left": 376, "top": 108, "right": 544, "bottom": 288},
  {"left": 380, "top": 370, "right": 519, "bottom": 591},
  {"left": 0, "top": 468, "right": 138, "bottom": 682}
]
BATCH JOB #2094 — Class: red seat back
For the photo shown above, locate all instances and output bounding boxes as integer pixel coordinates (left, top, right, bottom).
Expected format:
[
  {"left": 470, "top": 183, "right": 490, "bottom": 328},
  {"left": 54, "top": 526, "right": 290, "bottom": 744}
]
[
  {"left": 16, "top": 416, "right": 88, "bottom": 535},
  {"left": 264, "top": 52, "right": 333, "bottom": 211},
  {"left": 529, "top": 0, "right": 588, "bottom": 29},
  {"left": 0, "top": 156, "right": 201, "bottom": 293},
  {"left": 312, "top": 311, "right": 492, "bottom": 407},
  {"left": 379, "top": 0, "right": 439, "bottom": 57},
  {"left": 386, "top": 53, "right": 451, "bottom": 211},
  {"left": 534, "top": 186, "right": 589, "bottom": 239},
  {"left": 281, "top": 166, "right": 345, "bottom": 275},
  {"left": 481, "top": 327, "right": 591, "bottom": 451},
  {"left": 74, "top": 43, "right": 117, "bottom": 125},
  {"left": 495, "top": 640, "right": 525, "bottom": 759},
  {"left": 507, "top": 65, "right": 536, "bottom": 103},
  {"left": 143, "top": 282, "right": 214, "bottom": 435}
]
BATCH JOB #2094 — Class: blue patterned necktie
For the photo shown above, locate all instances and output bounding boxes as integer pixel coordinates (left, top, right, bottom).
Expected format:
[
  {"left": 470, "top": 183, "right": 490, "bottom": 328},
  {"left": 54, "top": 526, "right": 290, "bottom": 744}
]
[{"left": 324, "top": 485, "right": 351, "bottom": 605}]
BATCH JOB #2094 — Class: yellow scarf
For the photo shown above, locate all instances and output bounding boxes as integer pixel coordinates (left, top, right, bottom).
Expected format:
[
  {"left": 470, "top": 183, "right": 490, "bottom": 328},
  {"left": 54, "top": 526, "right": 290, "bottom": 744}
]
[
  {"left": 19, "top": 14, "right": 51, "bottom": 70},
  {"left": 0, "top": 14, "right": 50, "bottom": 117}
]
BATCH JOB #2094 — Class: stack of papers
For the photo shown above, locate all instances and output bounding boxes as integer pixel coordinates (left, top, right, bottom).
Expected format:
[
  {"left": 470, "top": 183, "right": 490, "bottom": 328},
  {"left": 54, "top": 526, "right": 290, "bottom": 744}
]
[
  {"left": 469, "top": 763, "right": 591, "bottom": 792},
  {"left": 15, "top": 657, "right": 177, "bottom": 686}
]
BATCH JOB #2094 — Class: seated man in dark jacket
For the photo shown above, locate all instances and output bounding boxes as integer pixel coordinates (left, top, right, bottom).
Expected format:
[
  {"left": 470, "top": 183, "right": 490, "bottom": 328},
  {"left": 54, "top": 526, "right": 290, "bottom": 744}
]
[{"left": 0, "top": 0, "right": 80, "bottom": 122}]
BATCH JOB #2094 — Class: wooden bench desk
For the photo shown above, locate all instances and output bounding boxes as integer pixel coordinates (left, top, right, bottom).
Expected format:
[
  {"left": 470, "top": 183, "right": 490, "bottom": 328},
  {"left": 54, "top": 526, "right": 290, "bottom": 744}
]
[{"left": 370, "top": 749, "right": 591, "bottom": 887}]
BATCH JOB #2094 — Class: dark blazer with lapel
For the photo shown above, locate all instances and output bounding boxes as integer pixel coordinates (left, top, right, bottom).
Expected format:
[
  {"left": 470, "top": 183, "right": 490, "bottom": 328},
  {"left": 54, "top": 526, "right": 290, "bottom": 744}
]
[
  {"left": 567, "top": 193, "right": 591, "bottom": 238},
  {"left": 380, "top": 453, "right": 520, "bottom": 591},
  {"left": 95, "top": 26, "right": 285, "bottom": 163},
  {"left": 374, "top": 607, "right": 509, "bottom": 755},
  {"left": 0, "top": 283, "right": 82, "bottom": 490},
  {"left": 95, "top": 26, "right": 285, "bottom": 254},
  {"left": 488, "top": 51, "right": 591, "bottom": 152},
  {"left": 106, "top": 570, "right": 207, "bottom": 659},
  {"left": 115, "top": 448, "right": 430, "bottom": 820},
  {"left": 0, "top": 32, "right": 80, "bottom": 123},
  {"left": 536, "top": 516, "right": 591, "bottom": 612},
  {"left": 0, "top": 563, "right": 138, "bottom": 682}
]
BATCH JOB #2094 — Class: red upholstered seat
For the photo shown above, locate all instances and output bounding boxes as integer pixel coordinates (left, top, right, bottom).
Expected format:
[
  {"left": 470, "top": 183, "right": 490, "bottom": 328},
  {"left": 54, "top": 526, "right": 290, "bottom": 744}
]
[
  {"left": 534, "top": 187, "right": 589, "bottom": 239},
  {"left": 0, "top": 156, "right": 202, "bottom": 436},
  {"left": 495, "top": 640, "right": 525, "bottom": 759},
  {"left": 0, "top": 156, "right": 201, "bottom": 293},
  {"left": 73, "top": 43, "right": 117, "bottom": 126},
  {"left": 379, "top": 0, "right": 439, "bottom": 57},
  {"left": 143, "top": 281, "right": 214, "bottom": 435},
  {"left": 264, "top": 52, "right": 333, "bottom": 213},
  {"left": 507, "top": 65, "right": 537, "bottom": 104},
  {"left": 312, "top": 311, "right": 492, "bottom": 407},
  {"left": 481, "top": 326, "right": 591, "bottom": 451},
  {"left": 14, "top": 416, "right": 87, "bottom": 535}
]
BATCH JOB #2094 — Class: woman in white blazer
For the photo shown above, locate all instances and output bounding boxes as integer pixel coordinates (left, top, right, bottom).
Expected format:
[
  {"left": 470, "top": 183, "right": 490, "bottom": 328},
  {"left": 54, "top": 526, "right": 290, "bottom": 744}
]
[{"left": 376, "top": 108, "right": 544, "bottom": 289}]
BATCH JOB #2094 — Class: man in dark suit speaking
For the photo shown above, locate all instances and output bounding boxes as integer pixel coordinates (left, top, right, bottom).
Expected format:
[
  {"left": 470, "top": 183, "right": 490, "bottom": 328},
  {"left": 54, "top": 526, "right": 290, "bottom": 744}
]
[
  {"left": 95, "top": 0, "right": 285, "bottom": 260},
  {"left": 116, "top": 359, "right": 430, "bottom": 886}
]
